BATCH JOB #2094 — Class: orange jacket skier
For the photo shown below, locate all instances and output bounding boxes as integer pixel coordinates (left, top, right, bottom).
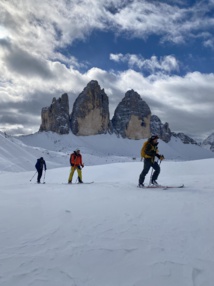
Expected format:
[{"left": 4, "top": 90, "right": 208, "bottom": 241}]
[{"left": 68, "top": 149, "right": 84, "bottom": 183}]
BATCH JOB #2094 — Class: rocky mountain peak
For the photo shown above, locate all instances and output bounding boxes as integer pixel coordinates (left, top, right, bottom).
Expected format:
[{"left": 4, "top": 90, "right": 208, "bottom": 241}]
[
  {"left": 37, "top": 81, "right": 202, "bottom": 150},
  {"left": 202, "top": 132, "right": 214, "bottom": 151},
  {"left": 39, "top": 93, "right": 70, "bottom": 134},
  {"left": 70, "top": 80, "right": 110, "bottom": 135},
  {"left": 150, "top": 115, "right": 171, "bottom": 143},
  {"left": 172, "top": 132, "right": 199, "bottom": 145},
  {"left": 111, "top": 90, "right": 151, "bottom": 139}
]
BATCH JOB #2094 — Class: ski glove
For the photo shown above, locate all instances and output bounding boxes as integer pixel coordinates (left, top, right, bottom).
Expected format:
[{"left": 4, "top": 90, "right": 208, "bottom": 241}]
[{"left": 160, "top": 155, "right": 165, "bottom": 161}]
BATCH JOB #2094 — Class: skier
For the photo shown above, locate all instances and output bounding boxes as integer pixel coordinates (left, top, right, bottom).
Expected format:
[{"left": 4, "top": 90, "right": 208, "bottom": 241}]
[
  {"left": 68, "top": 149, "right": 84, "bottom": 183},
  {"left": 138, "top": 135, "right": 164, "bottom": 187},
  {"left": 35, "top": 157, "right": 47, "bottom": 184}
]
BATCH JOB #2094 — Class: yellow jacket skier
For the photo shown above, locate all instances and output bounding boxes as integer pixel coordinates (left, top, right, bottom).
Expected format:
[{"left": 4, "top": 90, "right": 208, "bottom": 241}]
[{"left": 138, "top": 135, "right": 164, "bottom": 187}]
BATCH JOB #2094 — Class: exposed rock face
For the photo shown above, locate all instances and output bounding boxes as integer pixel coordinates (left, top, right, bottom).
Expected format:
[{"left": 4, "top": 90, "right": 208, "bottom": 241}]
[
  {"left": 202, "top": 132, "right": 214, "bottom": 151},
  {"left": 150, "top": 115, "right": 171, "bottom": 143},
  {"left": 172, "top": 132, "right": 199, "bottom": 145},
  {"left": 39, "top": 93, "right": 70, "bottom": 134},
  {"left": 70, "top": 80, "right": 110, "bottom": 135},
  {"left": 111, "top": 90, "right": 151, "bottom": 139}
]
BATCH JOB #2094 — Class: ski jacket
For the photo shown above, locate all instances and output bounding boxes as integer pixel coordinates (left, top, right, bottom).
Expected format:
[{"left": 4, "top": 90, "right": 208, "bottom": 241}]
[
  {"left": 70, "top": 152, "right": 83, "bottom": 167},
  {"left": 141, "top": 140, "right": 160, "bottom": 162},
  {"left": 35, "top": 158, "right": 47, "bottom": 171}
]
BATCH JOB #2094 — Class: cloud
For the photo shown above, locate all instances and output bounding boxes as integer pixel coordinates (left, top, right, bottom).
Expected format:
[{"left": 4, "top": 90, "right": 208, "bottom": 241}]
[
  {"left": 105, "top": 0, "right": 214, "bottom": 46},
  {"left": 110, "top": 53, "right": 180, "bottom": 74},
  {"left": 1, "top": 0, "right": 214, "bottom": 59},
  {"left": 0, "top": 39, "right": 54, "bottom": 79},
  {"left": 1, "top": 58, "right": 214, "bottom": 138},
  {"left": 1, "top": 0, "right": 214, "bottom": 139},
  {"left": 0, "top": 0, "right": 107, "bottom": 60},
  {"left": 203, "top": 38, "right": 214, "bottom": 50}
]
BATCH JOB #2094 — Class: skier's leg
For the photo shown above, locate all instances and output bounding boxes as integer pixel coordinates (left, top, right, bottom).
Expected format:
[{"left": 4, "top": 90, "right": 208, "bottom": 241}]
[
  {"left": 151, "top": 161, "right": 160, "bottom": 182},
  {"left": 77, "top": 167, "right": 83, "bottom": 183},
  {"left": 68, "top": 166, "right": 76, "bottom": 183},
  {"left": 37, "top": 170, "right": 42, "bottom": 183},
  {"left": 139, "top": 159, "right": 151, "bottom": 185}
]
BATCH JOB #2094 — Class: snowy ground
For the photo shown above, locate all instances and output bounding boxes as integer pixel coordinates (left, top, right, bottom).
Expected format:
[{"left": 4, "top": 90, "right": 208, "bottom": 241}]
[
  {"left": 1, "top": 159, "right": 214, "bottom": 286},
  {"left": 1, "top": 131, "right": 214, "bottom": 286}
]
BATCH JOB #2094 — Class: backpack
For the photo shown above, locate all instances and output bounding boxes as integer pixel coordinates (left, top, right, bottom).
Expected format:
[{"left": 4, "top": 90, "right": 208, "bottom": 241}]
[
  {"left": 70, "top": 152, "right": 78, "bottom": 165},
  {"left": 141, "top": 141, "right": 149, "bottom": 158},
  {"left": 35, "top": 158, "right": 42, "bottom": 170},
  {"left": 69, "top": 154, "right": 73, "bottom": 165}
]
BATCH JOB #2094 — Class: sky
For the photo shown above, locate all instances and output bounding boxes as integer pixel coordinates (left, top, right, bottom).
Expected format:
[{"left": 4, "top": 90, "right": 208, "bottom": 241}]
[
  {"left": 1, "top": 131, "right": 214, "bottom": 286},
  {"left": 0, "top": 0, "right": 214, "bottom": 140}
]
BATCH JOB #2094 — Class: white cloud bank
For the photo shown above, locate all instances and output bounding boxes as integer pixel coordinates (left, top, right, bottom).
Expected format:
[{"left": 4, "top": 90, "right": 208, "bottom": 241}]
[{"left": 0, "top": 0, "right": 214, "bottom": 138}]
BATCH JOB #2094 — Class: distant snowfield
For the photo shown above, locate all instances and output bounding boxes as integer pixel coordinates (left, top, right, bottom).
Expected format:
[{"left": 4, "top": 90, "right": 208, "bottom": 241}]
[
  {"left": 1, "top": 132, "right": 214, "bottom": 285},
  {"left": 1, "top": 131, "right": 214, "bottom": 173},
  {"left": 20, "top": 131, "right": 214, "bottom": 161}
]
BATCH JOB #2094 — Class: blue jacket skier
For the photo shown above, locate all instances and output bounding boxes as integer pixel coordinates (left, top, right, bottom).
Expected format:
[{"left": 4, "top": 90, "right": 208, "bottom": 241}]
[{"left": 35, "top": 157, "right": 47, "bottom": 183}]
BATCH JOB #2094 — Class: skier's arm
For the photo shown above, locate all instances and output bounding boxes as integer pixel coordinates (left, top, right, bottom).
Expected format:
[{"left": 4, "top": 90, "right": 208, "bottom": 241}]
[
  {"left": 79, "top": 155, "right": 84, "bottom": 168},
  {"left": 145, "top": 144, "right": 156, "bottom": 157}
]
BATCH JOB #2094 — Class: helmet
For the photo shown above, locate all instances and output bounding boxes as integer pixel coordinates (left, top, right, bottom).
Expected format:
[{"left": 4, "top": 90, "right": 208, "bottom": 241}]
[
  {"left": 150, "top": 135, "right": 159, "bottom": 140},
  {"left": 75, "top": 149, "right": 80, "bottom": 152}
]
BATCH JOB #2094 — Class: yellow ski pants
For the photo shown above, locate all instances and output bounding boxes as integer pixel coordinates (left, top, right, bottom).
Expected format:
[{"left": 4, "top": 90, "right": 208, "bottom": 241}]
[{"left": 68, "top": 166, "right": 82, "bottom": 183}]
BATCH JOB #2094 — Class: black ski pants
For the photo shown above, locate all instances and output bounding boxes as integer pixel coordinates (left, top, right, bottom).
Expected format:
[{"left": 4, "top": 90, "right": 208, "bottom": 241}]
[
  {"left": 37, "top": 169, "right": 43, "bottom": 183},
  {"left": 139, "top": 159, "right": 160, "bottom": 184}
]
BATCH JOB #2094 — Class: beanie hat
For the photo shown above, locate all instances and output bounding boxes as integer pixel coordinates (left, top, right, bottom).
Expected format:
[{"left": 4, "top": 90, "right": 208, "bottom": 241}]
[{"left": 150, "top": 135, "right": 159, "bottom": 140}]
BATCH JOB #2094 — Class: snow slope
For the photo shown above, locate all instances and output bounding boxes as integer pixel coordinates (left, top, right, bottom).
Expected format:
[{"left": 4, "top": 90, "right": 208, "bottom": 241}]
[
  {"left": 18, "top": 131, "right": 214, "bottom": 169},
  {"left": 1, "top": 131, "right": 213, "bottom": 173},
  {"left": 0, "top": 159, "right": 214, "bottom": 286},
  {"left": 0, "top": 132, "right": 68, "bottom": 172},
  {"left": 1, "top": 131, "right": 214, "bottom": 285}
]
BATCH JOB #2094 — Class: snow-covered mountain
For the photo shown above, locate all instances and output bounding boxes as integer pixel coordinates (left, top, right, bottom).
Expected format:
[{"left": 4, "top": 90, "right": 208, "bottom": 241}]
[
  {"left": 19, "top": 131, "right": 214, "bottom": 164},
  {"left": 1, "top": 131, "right": 214, "bottom": 173},
  {"left": 0, "top": 132, "right": 68, "bottom": 172},
  {"left": 202, "top": 132, "right": 214, "bottom": 152}
]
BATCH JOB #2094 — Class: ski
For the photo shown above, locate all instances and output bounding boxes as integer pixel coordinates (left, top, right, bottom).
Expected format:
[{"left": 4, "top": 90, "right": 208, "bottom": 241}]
[
  {"left": 138, "top": 184, "right": 184, "bottom": 189},
  {"left": 63, "top": 182, "right": 94, "bottom": 185},
  {"left": 148, "top": 184, "right": 184, "bottom": 189}
]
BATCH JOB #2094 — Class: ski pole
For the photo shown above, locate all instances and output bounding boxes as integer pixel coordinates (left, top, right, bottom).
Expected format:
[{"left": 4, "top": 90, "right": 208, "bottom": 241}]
[
  {"left": 149, "top": 158, "right": 161, "bottom": 185},
  {"left": 30, "top": 171, "right": 37, "bottom": 182},
  {"left": 76, "top": 165, "right": 82, "bottom": 183},
  {"left": 149, "top": 168, "right": 154, "bottom": 186},
  {"left": 43, "top": 170, "right": 46, "bottom": 184}
]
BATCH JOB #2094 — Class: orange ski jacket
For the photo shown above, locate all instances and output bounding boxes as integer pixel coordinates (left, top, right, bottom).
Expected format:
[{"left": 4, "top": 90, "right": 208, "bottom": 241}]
[{"left": 70, "top": 152, "right": 83, "bottom": 167}]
